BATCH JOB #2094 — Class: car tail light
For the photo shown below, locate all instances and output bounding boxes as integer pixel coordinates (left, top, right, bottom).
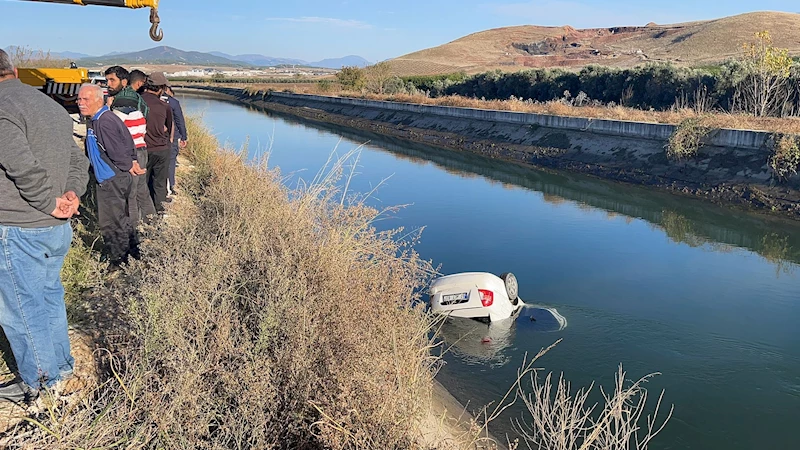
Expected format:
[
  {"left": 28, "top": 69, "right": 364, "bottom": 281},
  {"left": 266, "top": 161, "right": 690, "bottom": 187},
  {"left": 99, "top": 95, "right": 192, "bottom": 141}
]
[{"left": 479, "top": 289, "right": 493, "bottom": 307}]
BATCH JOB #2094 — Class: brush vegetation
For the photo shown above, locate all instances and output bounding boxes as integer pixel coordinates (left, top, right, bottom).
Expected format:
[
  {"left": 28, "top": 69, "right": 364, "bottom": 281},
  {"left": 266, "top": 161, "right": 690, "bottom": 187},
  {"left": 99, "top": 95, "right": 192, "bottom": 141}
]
[
  {"left": 666, "top": 118, "right": 711, "bottom": 160},
  {"left": 5, "top": 117, "right": 441, "bottom": 449},
  {"left": 769, "top": 134, "right": 800, "bottom": 181}
]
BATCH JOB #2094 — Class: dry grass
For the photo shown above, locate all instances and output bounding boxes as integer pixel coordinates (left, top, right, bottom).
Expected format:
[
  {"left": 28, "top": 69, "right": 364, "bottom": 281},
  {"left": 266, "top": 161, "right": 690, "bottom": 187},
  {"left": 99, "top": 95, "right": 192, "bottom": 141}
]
[
  {"left": 514, "top": 364, "right": 672, "bottom": 450},
  {"left": 7, "top": 46, "right": 72, "bottom": 69},
  {"left": 4, "top": 117, "right": 443, "bottom": 449}
]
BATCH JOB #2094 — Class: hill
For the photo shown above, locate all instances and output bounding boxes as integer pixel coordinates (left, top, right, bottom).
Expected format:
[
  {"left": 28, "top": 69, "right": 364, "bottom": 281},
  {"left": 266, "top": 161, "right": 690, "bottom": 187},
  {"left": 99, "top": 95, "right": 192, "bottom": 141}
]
[
  {"left": 208, "top": 52, "right": 370, "bottom": 69},
  {"left": 79, "top": 46, "right": 244, "bottom": 67},
  {"left": 389, "top": 11, "right": 800, "bottom": 75},
  {"left": 309, "top": 55, "right": 370, "bottom": 69}
]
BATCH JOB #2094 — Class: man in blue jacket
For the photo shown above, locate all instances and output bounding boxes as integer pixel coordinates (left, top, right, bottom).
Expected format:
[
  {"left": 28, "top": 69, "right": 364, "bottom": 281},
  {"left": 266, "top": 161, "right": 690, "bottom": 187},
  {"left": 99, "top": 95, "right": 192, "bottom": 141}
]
[
  {"left": 164, "top": 86, "right": 187, "bottom": 196},
  {"left": 77, "top": 83, "right": 141, "bottom": 267},
  {"left": 0, "top": 50, "right": 89, "bottom": 403}
]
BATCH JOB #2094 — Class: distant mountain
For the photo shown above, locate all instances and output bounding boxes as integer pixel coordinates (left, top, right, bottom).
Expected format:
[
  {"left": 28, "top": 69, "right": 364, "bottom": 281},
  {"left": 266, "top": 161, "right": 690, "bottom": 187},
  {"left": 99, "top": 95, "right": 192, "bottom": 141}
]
[
  {"left": 209, "top": 51, "right": 370, "bottom": 68},
  {"left": 55, "top": 51, "right": 94, "bottom": 60},
  {"left": 5, "top": 45, "right": 371, "bottom": 70},
  {"left": 309, "top": 55, "right": 370, "bottom": 69},
  {"left": 208, "top": 51, "right": 234, "bottom": 59},
  {"left": 79, "top": 46, "right": 244, "bottom": 66},
  {"left": 209, "top": 51, "right": 307, "bottom": 67}
]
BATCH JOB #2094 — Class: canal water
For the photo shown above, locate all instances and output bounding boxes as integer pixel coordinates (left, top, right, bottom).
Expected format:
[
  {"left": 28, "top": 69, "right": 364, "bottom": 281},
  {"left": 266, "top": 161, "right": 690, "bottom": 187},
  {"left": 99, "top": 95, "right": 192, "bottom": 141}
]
[{"left": 180, "top": 95, "right": 800, "bottom": 450}]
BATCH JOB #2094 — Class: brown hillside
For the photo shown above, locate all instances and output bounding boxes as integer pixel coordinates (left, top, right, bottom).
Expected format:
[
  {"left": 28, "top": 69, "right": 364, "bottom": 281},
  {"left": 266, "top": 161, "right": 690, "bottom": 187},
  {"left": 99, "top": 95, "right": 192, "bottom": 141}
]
[{"left": 389, "top": 11, "right": 800, "bottom": 75}]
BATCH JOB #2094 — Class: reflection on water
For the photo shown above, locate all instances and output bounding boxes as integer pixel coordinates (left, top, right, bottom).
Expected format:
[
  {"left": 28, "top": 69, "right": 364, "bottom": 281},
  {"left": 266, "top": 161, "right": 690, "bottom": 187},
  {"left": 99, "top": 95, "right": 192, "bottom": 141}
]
[
  {"left": 439, "top": 307, "right": 567, "bottom": 368},
  {"left": 293, "top": 115, "right": 800, "bottom": 275}
]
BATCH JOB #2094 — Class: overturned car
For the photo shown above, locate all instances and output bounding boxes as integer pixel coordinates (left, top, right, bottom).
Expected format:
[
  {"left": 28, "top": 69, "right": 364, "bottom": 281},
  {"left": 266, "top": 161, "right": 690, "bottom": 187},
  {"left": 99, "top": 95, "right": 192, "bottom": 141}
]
[{"left": 429, "top": 272, "right": 523, "bottom": 322}]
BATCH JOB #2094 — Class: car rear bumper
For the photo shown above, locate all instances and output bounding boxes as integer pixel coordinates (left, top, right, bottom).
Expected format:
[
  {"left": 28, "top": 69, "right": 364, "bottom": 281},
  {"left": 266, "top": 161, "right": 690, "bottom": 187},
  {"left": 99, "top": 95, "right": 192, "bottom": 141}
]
[{"left": 434, "top": 306, "right": 490, "bottom": 320}]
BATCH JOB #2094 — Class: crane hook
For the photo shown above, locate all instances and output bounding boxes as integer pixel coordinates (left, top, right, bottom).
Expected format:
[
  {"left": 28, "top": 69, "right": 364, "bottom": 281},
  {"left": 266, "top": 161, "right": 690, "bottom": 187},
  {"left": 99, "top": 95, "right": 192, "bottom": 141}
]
[{"left": 149, "top": 7, "right": 163, "bottom": 41}]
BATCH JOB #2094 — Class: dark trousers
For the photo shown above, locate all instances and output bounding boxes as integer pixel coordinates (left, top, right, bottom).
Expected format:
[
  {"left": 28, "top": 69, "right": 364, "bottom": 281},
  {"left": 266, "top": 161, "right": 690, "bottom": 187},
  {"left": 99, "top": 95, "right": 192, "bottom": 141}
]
[
  {"left": 168, "top": 141, "right": 179, "bottom": 192},
  {"left": 97, "top": 173, "right": 134, "bottom": 264},
  {"left": 146, "top": 149, "right": 170, "bottom": 213},
  {"left": 128, "top": 148, "right": 157, "bottom": 223}
]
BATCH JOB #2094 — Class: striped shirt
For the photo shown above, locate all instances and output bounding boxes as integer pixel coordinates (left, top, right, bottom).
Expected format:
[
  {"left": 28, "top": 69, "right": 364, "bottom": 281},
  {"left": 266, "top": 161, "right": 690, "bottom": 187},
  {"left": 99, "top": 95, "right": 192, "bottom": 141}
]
[
  {"left": 111, "top": 86, "right": 149, "bottom": 118},
  {"left": 112, "top": 109, "right": 147, "bottom": 149}
]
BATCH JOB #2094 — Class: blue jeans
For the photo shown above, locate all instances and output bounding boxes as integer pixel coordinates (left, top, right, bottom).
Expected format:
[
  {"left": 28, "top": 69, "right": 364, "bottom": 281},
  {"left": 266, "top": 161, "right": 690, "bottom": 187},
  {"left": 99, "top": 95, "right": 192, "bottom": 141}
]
[
  {"left": 168, "top": 141, "right": 179, "bottom": 192},
  {"left": 0, "top": 222, "right": 74, "bottom": 389}
]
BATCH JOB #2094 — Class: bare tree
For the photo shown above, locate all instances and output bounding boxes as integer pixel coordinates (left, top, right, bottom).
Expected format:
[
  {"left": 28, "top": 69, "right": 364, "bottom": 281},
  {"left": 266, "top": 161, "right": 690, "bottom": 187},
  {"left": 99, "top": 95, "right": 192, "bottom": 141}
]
[{"left": 736, "top": 31, "right": 794, "bottom": 117}]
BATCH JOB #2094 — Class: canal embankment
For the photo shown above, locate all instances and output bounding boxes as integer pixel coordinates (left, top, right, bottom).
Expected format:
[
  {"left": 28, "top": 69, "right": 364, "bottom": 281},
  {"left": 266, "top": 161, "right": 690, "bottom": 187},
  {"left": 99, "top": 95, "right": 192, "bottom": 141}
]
[
  {"left": 4, "top": 113, "right": 505, "bottom": 449},
  {"left": 175, "top": 86, "right": 800, "bottom": 219}
]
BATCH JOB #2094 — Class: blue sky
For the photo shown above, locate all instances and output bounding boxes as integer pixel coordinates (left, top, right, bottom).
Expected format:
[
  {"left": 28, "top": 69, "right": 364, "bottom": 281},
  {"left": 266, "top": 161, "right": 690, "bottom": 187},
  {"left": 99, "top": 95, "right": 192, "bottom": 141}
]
[{"left": 1, "top": 0, "right": 798, "bottom": 62}]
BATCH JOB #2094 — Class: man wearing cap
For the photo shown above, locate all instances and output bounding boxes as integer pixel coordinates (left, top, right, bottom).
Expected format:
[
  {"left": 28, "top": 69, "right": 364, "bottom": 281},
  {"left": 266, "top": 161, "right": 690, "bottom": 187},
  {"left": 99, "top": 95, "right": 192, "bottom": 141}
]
[{"left": 140, "top": 72, "right": 173, "bottom": 214}]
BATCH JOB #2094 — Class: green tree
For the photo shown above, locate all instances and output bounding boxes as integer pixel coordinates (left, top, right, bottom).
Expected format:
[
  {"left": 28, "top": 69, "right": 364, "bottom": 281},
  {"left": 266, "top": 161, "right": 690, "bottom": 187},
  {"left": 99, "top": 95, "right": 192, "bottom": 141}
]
[
  {"left": 738, "top": 31, "right": 794, "bottom": 117},
  {"left": 336, "top": 66, "right": 366, "bottom": 91}
]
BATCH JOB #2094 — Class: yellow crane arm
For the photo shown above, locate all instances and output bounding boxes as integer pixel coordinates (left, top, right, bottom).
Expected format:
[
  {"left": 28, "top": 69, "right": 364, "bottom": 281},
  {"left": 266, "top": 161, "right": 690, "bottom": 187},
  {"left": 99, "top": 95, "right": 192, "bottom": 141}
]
[{"left": 22, "top": 0, "right": 163, "bottom": 41}]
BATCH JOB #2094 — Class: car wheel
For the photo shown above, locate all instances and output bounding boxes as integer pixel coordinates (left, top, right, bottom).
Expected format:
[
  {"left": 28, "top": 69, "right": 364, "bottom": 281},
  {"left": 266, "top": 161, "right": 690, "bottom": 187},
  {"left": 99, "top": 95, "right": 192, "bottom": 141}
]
[{"left": 500, "top": 272, "right": 519, "bottom": 305}]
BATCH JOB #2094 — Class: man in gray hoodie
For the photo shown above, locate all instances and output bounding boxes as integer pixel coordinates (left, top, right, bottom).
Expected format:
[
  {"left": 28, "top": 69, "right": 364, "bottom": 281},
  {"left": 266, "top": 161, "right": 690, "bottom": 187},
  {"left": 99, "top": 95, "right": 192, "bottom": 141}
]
[{"left": 0, "top": 49, "right": 89, "bottom": 403}]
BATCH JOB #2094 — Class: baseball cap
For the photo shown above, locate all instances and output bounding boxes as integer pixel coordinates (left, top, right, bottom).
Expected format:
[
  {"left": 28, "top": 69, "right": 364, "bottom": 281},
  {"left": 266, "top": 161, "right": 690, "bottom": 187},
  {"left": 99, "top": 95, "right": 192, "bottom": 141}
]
[{"left": 148, "top": 71, "right": 169, "bottom": 86}]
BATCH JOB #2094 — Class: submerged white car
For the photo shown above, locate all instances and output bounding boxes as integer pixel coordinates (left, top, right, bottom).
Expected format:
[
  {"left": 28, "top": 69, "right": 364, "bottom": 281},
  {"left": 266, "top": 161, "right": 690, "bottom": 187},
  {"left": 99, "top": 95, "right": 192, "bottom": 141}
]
[{"left": 429, "top": 272, "right": 523, "bottom": 322}]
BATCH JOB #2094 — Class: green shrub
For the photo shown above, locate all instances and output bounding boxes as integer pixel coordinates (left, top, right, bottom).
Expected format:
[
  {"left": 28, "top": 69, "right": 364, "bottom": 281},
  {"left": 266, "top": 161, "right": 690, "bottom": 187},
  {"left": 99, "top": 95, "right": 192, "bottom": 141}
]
[
  {"left": 769, "top": 134, "right": 800, "bottom": 181},
  {"left": 667, "top": 118, "right": 711, "bottom": 160}
]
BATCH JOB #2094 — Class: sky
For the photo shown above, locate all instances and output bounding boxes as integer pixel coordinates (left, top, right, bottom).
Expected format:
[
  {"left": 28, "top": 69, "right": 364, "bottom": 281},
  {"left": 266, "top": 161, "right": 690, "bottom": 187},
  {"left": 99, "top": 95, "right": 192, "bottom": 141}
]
[{"left": 1, "top": 0, "right": 799, "bottom": 62}]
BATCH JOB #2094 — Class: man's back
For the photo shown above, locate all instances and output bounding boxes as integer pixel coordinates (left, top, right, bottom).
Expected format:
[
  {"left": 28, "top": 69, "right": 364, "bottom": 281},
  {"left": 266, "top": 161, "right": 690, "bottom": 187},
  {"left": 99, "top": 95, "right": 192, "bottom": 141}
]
[
  {"left": 112, "top": 109, "right": 147, "bottom": 150},
  {"left": 0, "top": 79, "right": 89, "bottom": 228},
  {"left": 166, "top": 95, "right": 187, "bottom": 142},
  {"left": 111, "top": 86, "right": 149, "bottom": 118},
  {"left": 141, "top": 92, "right": 173, "bottom": 152}
]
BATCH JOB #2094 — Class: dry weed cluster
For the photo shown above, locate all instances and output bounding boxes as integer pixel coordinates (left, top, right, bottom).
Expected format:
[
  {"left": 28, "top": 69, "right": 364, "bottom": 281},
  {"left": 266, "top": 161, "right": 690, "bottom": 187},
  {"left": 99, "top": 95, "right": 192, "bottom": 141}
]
[
  {"left": 7, "top": 117, "right": 440, "bottom": 449},
  {"left": 666, "top": 118, "right": 711, "bottom": 161},
  {"left": 769, "top": 134, "right": 800, "bottom": 181}
]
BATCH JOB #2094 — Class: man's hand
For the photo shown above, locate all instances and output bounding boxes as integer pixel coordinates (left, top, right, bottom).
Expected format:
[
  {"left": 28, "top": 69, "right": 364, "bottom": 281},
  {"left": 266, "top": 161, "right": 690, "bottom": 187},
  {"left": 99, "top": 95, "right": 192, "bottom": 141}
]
[
  {"left": 50, "top": 197, "right": 74, "bottom": 219},
  {"left": 129, "top": 161, "right": 146, "bottom": 176},
  {"left": 179, "top": 139, "right": 188, "bottom": 149},
  {"left": 62, "top": 191, "right": 81, "bottom": 217}
]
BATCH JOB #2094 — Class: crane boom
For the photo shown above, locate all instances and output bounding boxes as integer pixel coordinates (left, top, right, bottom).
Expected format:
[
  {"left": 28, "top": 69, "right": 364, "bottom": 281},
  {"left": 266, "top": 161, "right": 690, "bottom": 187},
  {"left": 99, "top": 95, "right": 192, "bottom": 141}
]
[{"left": 22, "top": 0, "right": 163, "bottom": 41}]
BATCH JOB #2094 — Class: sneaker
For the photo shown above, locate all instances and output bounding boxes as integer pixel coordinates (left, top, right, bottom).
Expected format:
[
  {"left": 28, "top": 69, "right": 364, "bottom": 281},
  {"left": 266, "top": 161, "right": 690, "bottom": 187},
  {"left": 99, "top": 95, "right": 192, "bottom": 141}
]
[{"left": 0, "top": 380, "right": 38, "bottom": 404}]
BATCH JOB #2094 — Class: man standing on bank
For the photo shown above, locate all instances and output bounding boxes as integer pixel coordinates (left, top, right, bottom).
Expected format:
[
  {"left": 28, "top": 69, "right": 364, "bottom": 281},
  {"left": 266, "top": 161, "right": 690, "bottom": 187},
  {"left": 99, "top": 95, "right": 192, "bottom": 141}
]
[
  {"left": 77, "top": 84, "right": 139, "bottom": 266},
  {"left": 0, "top": 49, "right": 89, "bottom": 402},
  {"left": 164, "top": 86, "right": 187, "bottom": 196},
  {"left": 140, "top": 72, "right": 173, "bottom": 214},
  {"left": 104, "top": 65, "right": 156, "bottom": 223}
]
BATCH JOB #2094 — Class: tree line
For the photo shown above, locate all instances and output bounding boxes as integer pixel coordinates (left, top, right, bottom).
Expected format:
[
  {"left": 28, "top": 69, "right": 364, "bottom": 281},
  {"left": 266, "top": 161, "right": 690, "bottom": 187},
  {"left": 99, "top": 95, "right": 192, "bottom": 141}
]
[{"left": 337, "top": 32, "right": 799, "bottom": 118}]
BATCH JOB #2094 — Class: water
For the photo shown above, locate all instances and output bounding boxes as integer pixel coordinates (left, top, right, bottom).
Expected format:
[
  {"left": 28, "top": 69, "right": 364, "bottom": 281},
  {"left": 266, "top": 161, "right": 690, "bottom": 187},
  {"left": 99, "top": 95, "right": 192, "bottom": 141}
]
[{"left": 180, "top": 95, "right": 800, "bottom": 450}]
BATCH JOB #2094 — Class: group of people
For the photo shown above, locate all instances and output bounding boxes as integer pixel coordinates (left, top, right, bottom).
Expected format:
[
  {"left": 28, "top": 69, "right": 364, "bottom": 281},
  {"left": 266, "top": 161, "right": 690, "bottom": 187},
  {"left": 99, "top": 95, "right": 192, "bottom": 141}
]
[
  {"left": 0, "top": 48, "right": 186, "bottom": 403},
  {"left": 80, "top": 65, "right": 187, "bottom": 266}
]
